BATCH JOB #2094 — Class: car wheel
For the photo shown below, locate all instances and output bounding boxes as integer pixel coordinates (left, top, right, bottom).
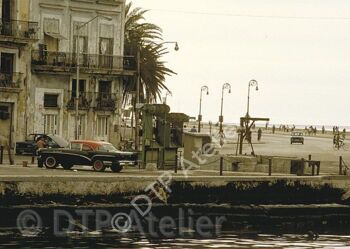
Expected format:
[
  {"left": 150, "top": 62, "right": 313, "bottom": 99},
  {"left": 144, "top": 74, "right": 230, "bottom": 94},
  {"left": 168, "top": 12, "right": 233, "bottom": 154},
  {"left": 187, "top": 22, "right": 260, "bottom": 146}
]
[
  {"left": 93, "top": 160, "right": 106, "bottom": 172},
  {"left": 62, "top": 163, "right": 73, "bottom": 170},
  {"left": 44, "top": 156, "right": 58, "bottom": 169},
  {"left": 110, "top": 163, "right": 123, "bottom": 173}
]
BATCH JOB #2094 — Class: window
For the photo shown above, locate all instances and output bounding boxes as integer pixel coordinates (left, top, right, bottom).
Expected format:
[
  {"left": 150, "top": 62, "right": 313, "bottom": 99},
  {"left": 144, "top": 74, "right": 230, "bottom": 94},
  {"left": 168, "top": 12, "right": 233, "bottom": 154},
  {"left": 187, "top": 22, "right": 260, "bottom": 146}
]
[
  {"left": 71, "top": 79, "right": 86, "bottom": 98},
  {"left": 96, "top": 116, "right": 109, "bottom": 137},
  {"left": 73, "top": 22, "right": 88, "bottom": 65},
  {"left": 1, "top": 53, "right": 14, "bottom": 74},
  {"left": 44, "top": 94, "right": 58, "bottom": 108},
  {"left": 43, "top": 18, "right": 63, "bottom": 51},
  {"left": 98, "top": 81, "right": 111, "bottom": 94},
  {"left": 70, "top": 142, "right": 81, "bottom": 150},
  {"left": 82, "top": 144, "right": 92, "bottom": 151},
  {"left": 44, "top": 114, "right": 58, "bottom": 134},
  {"left": 99, "top": 38, "right": 113, "bottom": 68}
]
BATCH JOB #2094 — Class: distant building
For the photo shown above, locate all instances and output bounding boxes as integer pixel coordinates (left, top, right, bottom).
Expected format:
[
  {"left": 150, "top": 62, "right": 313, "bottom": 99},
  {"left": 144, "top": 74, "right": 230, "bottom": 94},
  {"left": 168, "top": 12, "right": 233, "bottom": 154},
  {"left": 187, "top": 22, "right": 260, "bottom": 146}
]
[
  {"left": 0, "top": 0, "right": 39, "bottom": 146},
  {"left": 27, "top": 0, "right": 135, "bottom": 145}
]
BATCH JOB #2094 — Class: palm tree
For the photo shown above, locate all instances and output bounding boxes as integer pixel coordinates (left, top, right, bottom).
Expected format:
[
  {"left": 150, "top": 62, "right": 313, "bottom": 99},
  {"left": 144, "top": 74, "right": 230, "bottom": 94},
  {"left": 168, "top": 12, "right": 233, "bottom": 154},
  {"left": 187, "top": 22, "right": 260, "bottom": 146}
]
[{"left": 123, "top": 2, "right": 176, "bottom": 104}]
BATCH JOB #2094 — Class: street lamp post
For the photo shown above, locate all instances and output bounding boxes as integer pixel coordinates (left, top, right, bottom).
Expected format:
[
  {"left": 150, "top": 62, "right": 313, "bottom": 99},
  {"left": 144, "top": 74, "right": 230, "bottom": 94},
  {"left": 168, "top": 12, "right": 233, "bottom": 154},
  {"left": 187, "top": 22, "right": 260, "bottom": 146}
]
[
  {"left": 75, "top": 15, "right": 112, "bottom": 140},
  {"left": 163, "top": 90, "right": 172, "bottom": 104},
  {"left": 134, "top": 41, "right": 179, "bottom": 150},
  {"left": 246, "top": 79, "right": 258, "bottom": 117},
  {"left": 219, "top": 83, "right": 231, "bottom": 134},
  {"left": 198, "top": 85, "right": 209, "bottom": 132}
]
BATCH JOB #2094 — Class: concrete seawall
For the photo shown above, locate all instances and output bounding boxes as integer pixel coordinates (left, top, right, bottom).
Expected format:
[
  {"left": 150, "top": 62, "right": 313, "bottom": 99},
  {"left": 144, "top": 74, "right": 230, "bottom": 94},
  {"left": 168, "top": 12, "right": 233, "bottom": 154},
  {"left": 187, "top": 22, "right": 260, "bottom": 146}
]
[{"left": 1, "top": 174, "right": 350, "bottom": 205}]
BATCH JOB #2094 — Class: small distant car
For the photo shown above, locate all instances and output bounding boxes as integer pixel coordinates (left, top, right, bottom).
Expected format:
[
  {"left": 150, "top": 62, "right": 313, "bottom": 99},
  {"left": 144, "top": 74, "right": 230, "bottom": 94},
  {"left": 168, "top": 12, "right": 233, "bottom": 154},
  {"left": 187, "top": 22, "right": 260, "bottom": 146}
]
[
  {"left": 37, "top": 140, "right": 138, "bottom": 172},
  {"left": 290, "top": 132, "right": 304, "bottom": 144},
  {"left": 15, "top": 134, "right": 68, "bottom": 155}
]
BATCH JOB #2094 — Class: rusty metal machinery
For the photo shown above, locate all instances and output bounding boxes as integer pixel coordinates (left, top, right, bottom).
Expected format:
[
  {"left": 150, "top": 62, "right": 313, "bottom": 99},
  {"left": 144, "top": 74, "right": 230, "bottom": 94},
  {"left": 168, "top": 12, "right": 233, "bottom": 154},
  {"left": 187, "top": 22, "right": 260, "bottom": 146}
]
[{"left": 141, "top": 104, "right": 189, "bottom": 169}]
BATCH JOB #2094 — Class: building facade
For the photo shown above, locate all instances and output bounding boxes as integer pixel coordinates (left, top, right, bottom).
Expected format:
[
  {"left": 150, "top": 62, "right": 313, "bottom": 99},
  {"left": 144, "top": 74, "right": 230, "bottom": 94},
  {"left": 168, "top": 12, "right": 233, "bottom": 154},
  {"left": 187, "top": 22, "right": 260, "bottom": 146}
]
[
  {"left": 28, "top": 0, "right": 135, "bottom": 145},
  {"left": 0, "top": 0, "right": 39, "bottom": 146}
]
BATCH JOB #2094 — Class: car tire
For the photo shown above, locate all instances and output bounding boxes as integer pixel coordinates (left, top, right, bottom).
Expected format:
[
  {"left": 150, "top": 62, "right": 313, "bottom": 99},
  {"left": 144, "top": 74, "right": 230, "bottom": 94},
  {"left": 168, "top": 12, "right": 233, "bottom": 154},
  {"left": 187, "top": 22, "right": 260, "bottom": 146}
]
[
  {"left": 110, "top": 163, "right": 123, "bottom": 173},
  {"left": 62, "top": 163, "right": 73, "bottom": 170},
  {"left": 44, "top": 156, "right": 58, "bottom": 169},
  {"left": 92, "top": 160, "right": 106, "bottom": 172}
]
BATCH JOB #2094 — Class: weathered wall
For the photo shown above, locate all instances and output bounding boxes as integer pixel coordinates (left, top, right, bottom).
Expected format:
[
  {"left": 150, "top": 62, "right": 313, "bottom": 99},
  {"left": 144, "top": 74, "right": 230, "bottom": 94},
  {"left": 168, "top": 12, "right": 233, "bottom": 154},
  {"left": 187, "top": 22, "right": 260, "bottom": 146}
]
[{"left": 28, "top": 0, "right": 126, "bottom": 145}]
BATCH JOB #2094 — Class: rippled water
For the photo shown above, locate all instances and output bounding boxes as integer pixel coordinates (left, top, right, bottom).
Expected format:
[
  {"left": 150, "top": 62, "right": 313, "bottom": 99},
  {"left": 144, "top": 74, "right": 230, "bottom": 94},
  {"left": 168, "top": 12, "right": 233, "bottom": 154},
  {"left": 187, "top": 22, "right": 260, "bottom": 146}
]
[{"left": 1, "top": 233, "right": 350, "bottom": 248}]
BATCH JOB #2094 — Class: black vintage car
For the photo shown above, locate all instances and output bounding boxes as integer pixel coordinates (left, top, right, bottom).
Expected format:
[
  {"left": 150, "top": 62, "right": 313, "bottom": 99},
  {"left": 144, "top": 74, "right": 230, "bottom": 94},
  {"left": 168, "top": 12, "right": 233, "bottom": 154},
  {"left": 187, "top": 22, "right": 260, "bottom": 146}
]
[
  {"left": 37, "top": 140, "right": 138, "bottom": 172},
  {"left": 15, "top": 134, "right": 68, "bottom": 155}
]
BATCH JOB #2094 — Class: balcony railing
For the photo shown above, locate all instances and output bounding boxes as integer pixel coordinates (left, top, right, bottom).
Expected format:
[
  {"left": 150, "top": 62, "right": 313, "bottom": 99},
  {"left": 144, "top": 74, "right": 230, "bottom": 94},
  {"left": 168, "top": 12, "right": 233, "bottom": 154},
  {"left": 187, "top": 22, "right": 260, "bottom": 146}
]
[
  {"left": 32, "top": 50, "right": 136, "bottom": 71},
  {"left": 0, "top": 72, "right": 23, "bottom": 88},
  {"left": 66, "top": 91, "right": 93, "bottom": 110},
  {"left": 65, "top": 91, "right": 119, "bottom": 111},
  {"left": 95, "top": 92, "right": 118, "bottom": 111},
  {"left": 0, "top": 19, "right": 38, "bottom": 39}
]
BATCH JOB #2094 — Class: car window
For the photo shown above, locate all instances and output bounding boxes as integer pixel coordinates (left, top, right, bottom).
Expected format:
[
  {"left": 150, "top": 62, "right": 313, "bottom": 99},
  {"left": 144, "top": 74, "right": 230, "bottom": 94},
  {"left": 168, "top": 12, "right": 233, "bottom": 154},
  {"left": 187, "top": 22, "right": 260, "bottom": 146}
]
[
  {"left": 96, "top": 143, "right": 118, "bottom": 152},
  {"left": 82, "top": 144, "right": 93, "bottom": 151},
  {"left": 71, "top": 143, "right": 81, "bottom": 150}
]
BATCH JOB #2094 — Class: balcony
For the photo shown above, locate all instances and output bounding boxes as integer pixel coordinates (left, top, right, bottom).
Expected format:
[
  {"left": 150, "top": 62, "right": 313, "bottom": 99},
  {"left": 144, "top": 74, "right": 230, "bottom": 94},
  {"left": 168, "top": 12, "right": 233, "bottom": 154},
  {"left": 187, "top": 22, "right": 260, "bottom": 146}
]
[
  {"left": 95, "top": 92, "right": 118, "bottom": 111},
  {"left": 0, "top": 73, "right": 23, "bottom": 91},
  {"left": 31, "top": 50, "right": 136, "bottom": 74},
  {"left": 0, "top": 19, "right": 38, "bottom": 43},
  {"left": 66, "top": 91, "right": 93, "bottom": 110},
  {"left": 65, "top": 91, "right": 118, "bottom": 111}
]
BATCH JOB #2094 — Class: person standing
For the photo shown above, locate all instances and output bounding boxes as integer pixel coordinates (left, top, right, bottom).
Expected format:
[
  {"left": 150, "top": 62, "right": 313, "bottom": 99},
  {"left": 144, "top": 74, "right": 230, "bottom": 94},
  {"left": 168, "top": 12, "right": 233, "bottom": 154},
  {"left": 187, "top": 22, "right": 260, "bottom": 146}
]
[
  {"left": 272, "top": 125, "right": 276, "bottom": 134},
  {"left": 257, "top": 128, "right": 262, "bottom": 141},
  {"left": 36, "top": 137, "right": 46, "bottom": 168}
]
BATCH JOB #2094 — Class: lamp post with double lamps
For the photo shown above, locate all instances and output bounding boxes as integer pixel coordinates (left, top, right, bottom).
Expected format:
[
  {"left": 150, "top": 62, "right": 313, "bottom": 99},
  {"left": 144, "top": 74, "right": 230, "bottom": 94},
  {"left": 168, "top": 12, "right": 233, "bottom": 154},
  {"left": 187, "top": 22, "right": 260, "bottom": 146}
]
[
  {"left": 198, "top": 85, "right": 209, "bottom": 132},
  {"left": 219, "top": 83, "right": 231, "bottom": 134},
  {"left": 246, "top": 79, "right": 258, "bottom": 117},
  {"left": 75, "top": 15, "right": 112, "bottom": 140}
]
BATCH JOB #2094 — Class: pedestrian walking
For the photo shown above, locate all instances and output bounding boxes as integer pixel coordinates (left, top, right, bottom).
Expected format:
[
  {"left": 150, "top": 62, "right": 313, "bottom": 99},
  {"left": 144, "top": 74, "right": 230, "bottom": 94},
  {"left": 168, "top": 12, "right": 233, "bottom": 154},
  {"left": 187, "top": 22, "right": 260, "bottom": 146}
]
[{"left": 272, "top": 125, "right": 276, "bottom": 134}]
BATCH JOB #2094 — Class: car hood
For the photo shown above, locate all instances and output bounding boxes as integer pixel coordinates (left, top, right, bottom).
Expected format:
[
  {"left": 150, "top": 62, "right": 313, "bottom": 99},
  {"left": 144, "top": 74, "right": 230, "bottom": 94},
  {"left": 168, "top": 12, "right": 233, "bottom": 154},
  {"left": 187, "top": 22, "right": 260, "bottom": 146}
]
[{"left": 48, "top": 134, "right": 69, "bottom": 148}]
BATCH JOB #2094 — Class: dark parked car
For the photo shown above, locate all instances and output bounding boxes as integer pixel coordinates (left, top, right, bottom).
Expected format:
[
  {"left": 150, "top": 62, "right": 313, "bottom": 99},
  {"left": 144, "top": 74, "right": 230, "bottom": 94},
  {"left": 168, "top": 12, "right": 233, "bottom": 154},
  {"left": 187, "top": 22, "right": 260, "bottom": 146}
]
[
  {"left": 290, "top": 132, "right": 304, "bottom": 144},
  {"left": 15, "top": 134, "right": 68, "bottom": 155},
  {"left": 37, "top": 140, "right": 138, "bottom": 172}
]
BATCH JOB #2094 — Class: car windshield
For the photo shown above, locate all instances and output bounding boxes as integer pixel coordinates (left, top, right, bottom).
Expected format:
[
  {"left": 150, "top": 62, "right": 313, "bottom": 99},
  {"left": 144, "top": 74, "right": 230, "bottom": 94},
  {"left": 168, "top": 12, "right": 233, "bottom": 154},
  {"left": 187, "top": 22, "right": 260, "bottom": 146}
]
[
  {"left": 292, "top": 132, "right": 303, "bottom": 136},
  {"left": 97, "top": 143, "right": 118, "bottom": 152}
]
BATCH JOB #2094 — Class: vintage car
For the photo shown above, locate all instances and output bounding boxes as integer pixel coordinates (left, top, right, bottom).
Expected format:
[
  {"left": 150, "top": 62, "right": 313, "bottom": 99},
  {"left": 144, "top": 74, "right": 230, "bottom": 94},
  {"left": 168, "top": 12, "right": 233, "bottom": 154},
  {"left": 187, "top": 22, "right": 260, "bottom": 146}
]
[
  {"left": 15, "top": 134, "right": 68, "bottom": 155},
  {"left": 37, "top": 140, "right": 138, "bottom": 172},
  {"left": 290, "top": 132, "right": 304, "bottom": 144}
]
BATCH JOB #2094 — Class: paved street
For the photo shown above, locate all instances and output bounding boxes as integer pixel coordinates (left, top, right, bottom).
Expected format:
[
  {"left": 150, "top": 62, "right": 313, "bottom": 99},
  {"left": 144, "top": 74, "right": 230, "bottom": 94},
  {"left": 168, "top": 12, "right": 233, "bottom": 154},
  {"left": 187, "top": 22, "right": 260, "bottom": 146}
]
[
  {"left": 228, "top": 133, "right": 349, "bottom": 161},
  {"left": 1, "top": 130, "right": 349, "bottom": 175}
]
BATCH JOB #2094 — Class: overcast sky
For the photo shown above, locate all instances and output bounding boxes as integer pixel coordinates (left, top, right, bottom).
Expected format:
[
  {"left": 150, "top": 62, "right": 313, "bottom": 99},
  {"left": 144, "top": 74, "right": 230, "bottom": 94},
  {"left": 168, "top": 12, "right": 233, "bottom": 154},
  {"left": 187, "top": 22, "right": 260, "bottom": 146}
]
[{"left": 131, "top": 0, "right": 350, "bottom": 126}]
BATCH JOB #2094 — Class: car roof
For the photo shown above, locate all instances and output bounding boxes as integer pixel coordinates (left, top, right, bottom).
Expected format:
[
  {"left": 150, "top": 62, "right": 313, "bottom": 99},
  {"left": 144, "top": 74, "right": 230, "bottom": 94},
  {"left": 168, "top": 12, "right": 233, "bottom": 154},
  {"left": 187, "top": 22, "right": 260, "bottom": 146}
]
[{"left": 71, "top": 140, "right": 111, "bottom": 149}]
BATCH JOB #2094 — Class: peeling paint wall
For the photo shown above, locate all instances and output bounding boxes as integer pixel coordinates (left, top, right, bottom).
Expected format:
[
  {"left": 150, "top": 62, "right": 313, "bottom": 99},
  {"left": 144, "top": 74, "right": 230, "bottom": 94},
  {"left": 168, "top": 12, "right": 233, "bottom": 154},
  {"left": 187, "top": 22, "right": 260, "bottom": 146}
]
[
  {"left": 0, "top": 0, "right": 33, "bottom": 145},
  {"left": 28, "top": 0, "right": 127, "bottom": 145}
]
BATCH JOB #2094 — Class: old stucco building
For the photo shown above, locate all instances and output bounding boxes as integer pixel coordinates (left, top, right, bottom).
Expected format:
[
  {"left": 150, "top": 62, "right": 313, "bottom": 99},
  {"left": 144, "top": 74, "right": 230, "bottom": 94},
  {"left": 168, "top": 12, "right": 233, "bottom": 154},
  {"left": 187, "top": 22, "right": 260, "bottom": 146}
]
[
  {"left": 0, "top": 0, "right": 38, "bottom": 146},
  {"left": 27, "top": 0, "right": 134, "bottom": 145},
  {"left": 0, "top": 0, "right": 134, "bottom": 147}
]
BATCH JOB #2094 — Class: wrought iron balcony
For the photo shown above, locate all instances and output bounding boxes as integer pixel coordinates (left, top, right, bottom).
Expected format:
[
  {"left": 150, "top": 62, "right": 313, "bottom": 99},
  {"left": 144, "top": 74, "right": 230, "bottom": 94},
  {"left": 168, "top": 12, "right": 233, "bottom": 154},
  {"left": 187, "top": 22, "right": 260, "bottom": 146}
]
[
  {"left": 31, "top": 50, "right": 136, "bottom": 72},
  {"left": 0, "top": 19, "right": 38, "bottom": 40},
  {"left": 66, "top": 91, "right": 93, "bottom": 110},
  {"left": 65, "top": 91, "right": 119, "bottom": 111},
  {"left": 0, "top": 72, "right": 23, "bottom": 88},
  {"left": 95, "top": 92, "right": 118, "bottom": 111}
]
